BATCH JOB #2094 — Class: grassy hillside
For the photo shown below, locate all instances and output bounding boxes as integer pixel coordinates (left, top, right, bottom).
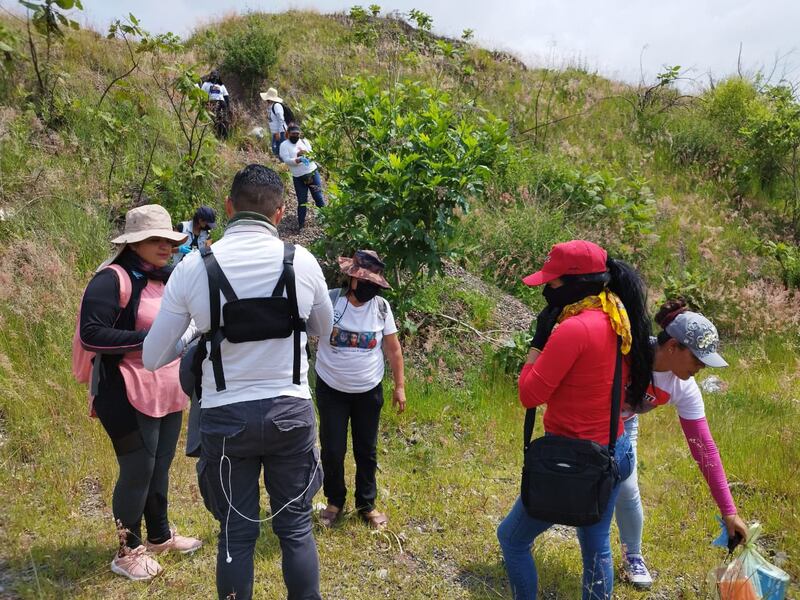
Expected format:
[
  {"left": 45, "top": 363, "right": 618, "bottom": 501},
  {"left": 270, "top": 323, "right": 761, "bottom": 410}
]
[{"left": 0, "top": 5, "right": 798, "bottom": 599}]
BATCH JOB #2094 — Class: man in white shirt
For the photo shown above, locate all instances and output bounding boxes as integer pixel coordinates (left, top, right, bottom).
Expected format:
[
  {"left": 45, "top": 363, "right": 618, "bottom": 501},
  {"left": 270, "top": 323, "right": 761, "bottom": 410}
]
[
  {"left": 279, "top": 124, "right": 326, "bottom": 229},
  {"left": 143, "top": 164, "right": 333, "bottom": 600}
]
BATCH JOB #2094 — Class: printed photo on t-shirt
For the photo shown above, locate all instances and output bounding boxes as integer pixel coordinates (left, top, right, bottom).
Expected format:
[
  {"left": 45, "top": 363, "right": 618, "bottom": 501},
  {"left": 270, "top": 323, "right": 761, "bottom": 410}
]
[{"left": 329, "top": 327, "right": 378, "bottom": 350}]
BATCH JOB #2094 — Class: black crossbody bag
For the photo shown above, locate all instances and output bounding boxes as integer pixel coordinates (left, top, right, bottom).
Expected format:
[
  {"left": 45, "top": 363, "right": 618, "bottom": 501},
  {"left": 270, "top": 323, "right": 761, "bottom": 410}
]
[{"left": 520, "top": 336, "right": 623, "bottom": 526}]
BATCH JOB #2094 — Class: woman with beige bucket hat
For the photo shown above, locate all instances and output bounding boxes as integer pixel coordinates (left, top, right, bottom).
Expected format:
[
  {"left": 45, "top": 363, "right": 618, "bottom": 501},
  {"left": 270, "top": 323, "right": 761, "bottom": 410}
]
[
  {"left": 260, "top": 87, "right": 292, "bottom": 155},
  {"left": 77, "top": 205, "right": 202, "bottom": 581}
]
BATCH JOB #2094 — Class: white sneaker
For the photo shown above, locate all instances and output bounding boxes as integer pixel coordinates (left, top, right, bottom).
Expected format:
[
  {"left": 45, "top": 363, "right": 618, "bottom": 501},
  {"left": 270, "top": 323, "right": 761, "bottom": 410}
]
[{"left": 623, "top": 553, "right": 653, "bottom": 589}]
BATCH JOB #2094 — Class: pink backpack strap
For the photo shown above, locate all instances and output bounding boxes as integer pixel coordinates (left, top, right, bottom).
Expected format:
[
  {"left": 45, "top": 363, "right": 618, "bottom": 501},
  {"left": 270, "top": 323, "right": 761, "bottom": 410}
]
[{"left": 106, "top": 264, "right": 132, "bottom": 308}]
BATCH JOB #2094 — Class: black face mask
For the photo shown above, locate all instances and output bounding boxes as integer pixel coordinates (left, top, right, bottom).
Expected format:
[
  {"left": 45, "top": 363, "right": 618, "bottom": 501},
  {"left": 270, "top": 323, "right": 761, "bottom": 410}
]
[
  {"left": 288, "top": 135, "right": 300, "bottom": 144},
  {"left": 543, "top": 280, "right": 604, "bottom": 307},
  {"left": 353, "top": 281, "right": 381, "bottom": 303}
]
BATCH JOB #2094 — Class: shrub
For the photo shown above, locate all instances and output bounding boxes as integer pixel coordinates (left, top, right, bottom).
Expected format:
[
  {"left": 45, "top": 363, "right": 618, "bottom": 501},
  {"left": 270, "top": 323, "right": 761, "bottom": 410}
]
[
  {"left": 305, "top": 76, "right": 508, "bottom": 308},
  {"left": 221, "top": 18, "right": 280, "bottom": 98}
]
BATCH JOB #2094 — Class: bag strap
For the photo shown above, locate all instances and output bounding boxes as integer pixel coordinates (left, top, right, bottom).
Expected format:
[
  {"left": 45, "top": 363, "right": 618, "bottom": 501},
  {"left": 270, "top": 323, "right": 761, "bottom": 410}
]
[
  {"left": 202, "top": 246, "right": 235, "bottom": 392},
  {"left": 607, "top": 336, "right": 623, "bottom": 454},
  {"left": 523, "top": 407, "right": 536, "bottom": 453},
  {"left": 106, "top": 264, "right": 132, "bottom": 308},
  {"left": 523, "top": 335, "right": 623, "bottom": 453},
  {"left": 281, "top": 242, "right": 304, "bottom": 386}
]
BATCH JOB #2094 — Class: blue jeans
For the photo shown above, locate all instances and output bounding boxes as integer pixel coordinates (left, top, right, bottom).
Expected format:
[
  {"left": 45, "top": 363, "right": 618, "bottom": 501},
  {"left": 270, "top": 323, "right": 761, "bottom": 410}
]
[
  {"left": 497, "top": 432, "right": 634, "bottom": 600},
  {"left": 615, "top": 416, "right": 643, "bottom": 555},
  {"left": 292, "top": 170, "right": 325, "bottom": 228},
  {"left": 271, "top": 131, "right": 285, "bottom": 155}
]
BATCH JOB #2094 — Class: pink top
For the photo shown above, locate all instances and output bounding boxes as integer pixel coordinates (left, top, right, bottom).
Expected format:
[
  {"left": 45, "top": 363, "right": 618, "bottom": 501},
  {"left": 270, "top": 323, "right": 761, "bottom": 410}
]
[{"left": 118, "top": 280, "right": 187, "bottom": 417}]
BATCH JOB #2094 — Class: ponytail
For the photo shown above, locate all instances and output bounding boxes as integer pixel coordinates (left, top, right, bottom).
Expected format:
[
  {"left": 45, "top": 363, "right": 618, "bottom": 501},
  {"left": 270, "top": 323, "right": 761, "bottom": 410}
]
[
  {"left": 654, "top": 298, "right": 689, "bottom": 346},
  {"left": 606, "top": 257, "right": 653, "bottom": 411}
]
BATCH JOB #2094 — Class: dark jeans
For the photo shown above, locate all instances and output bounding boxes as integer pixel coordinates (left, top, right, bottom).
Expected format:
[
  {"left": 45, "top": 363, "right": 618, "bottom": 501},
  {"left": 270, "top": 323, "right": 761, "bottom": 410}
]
[
  {"left": 292, "top": 170, "right": 325, "bottom": 228},
  {"left": 198, "top": 397, "right": 323, "bottom": 600},
  {"left": 271, "top": 131, "right": 286, "bottom": 156},
  {"left": 109, "top": 410, "right": 182, "bottom": 548},
  {"left": 315, "top": 376, "right": 383, "bottom": 513}
]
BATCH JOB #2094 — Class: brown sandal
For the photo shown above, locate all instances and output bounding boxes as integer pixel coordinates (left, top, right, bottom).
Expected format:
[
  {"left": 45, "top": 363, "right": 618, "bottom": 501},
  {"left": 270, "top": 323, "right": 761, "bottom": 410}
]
[
  {"left": 318, "top": 505, "right": 341, "bottom": 528},
  {"left": 362, "top": 510, "right": 388, "bottom": 530}
]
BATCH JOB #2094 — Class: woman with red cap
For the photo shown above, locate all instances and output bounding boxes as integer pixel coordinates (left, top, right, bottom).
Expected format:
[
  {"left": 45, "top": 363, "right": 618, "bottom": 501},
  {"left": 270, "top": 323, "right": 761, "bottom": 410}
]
[
  {"left": 314, "top": 250, "right": 406, "bottom": 530},
  {"left": 497, "top": 240, "right": 653, "bottom": 600}
]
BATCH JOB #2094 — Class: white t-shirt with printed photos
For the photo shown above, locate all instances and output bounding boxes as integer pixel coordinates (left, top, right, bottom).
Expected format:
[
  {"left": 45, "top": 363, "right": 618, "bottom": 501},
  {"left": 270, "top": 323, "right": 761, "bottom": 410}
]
[{"left": 314, "top": 292, "right": 398, "bottom": 393}]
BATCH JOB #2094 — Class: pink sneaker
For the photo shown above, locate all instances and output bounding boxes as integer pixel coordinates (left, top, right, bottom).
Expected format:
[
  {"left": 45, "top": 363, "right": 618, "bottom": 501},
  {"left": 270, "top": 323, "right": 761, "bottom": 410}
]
[
  {"left": 110, "top": 545, "right": 163, "bottom": 581},
  {"left": 145, "top": 528, "right": 202, "bottom": 555}
]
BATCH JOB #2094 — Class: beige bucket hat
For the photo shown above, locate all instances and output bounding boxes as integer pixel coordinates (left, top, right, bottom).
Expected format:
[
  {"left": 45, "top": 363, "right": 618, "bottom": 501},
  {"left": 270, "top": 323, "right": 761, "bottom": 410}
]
[
  {"left": 259, "top": 87, "right": 283, "bottom": 103},
  {"left": 100, "top": 205, "right": 187, "bottom": 270}
]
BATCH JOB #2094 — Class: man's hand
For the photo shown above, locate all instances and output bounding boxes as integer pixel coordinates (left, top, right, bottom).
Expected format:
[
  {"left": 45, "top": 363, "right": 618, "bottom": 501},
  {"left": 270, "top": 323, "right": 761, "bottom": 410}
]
[{"left": 392, "top": 387, "right": 406, "bottom": 413}]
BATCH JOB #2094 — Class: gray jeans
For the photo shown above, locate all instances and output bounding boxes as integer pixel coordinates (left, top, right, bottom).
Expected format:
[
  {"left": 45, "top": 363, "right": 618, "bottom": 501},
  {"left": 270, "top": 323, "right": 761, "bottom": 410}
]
[{"left": 198, "top": 397, "right": 323, "bottom": 600}]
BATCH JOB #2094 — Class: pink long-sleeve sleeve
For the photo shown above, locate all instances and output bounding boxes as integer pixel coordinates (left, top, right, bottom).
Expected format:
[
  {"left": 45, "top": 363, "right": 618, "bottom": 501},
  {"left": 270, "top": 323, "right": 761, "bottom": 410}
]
[{"left": 679, "top": 416, "right": 737, "bottom": 516}]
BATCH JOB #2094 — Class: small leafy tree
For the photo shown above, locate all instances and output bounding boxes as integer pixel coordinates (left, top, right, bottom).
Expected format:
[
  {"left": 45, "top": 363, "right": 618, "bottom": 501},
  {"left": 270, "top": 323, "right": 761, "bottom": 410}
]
[
  {"left": 305, "top": 77, "right": 508, "bottom": 308},
  {"left": 221, "top": 18, "right": 280, "bottom": 99},
  {"left": 18, "top": 0, "right": 83, "bottom": 121},
  {"left": 740, "top": 84, "right": 800, "bottom": 234}
]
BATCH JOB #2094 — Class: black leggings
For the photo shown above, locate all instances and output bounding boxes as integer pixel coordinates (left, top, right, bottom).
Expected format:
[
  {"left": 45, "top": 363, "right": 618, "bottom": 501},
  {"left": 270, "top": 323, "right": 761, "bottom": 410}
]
[
  {"left": 315, "top": 377, "right": 383, "bottom": 513},
  {"left": 98, "top": 407, "right": 182, "bottom": 548}
]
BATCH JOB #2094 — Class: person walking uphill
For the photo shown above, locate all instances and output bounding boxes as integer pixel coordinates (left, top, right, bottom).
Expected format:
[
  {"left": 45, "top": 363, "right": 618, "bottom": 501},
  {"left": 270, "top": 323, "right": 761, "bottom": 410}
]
[
  {"left": 143, "top": 164, "right": 333, "bottom": 600},
  {"left": 314, "top": 250, "right": 406, "bottom": 530},
  {"left": 497, "top": 240, "right": 654, "bottom": 600},
  {"left": 615, "top": 298, "right": 748, "bottom": 589},
  {"left": 77, "top": 204, "right": 202, "bottom": 581},
  {"left": 279, "top": 124, "right": 326, "bottom": 229},
  {"left": 261, "top": 87, "right": 289, "bottom": 156}
]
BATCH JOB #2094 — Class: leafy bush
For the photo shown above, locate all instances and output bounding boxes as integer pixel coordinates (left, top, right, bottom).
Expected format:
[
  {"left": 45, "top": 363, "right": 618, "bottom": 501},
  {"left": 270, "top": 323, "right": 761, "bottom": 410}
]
[
  {"left": 529, "top": 156, "right": 658, "bottom": 256},
  {"left": 221, "top": 18, "right": 280, "bottom": 98},
  {"left": 756, "top": 240, "right": 800, "bottom": 290},
  {"left": 305, "top": 76, "right": 508, "bottom": 304}
]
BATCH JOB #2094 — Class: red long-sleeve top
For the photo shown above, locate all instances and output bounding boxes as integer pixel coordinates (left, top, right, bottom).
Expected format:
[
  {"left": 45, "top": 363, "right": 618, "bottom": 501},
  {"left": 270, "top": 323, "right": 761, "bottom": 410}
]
[{"left": 518, "top": 308, "right": 627, "bottom": 445}]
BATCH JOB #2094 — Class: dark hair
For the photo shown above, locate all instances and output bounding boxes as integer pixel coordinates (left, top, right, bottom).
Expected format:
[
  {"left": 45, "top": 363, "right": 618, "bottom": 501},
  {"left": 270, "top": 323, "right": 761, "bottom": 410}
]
[
  {"left": 208, "top": 70, "right": 222, "bottom": 84},
  {"left": 229, "top": 164, "right": 285, "bottom": 216},
  {"left": 192, "top": 205, "right": 216, "bottom": 226},
  {"left": 654, "top": 298, "right": 690, "bottom": 346},
  {"left": 606, "top": 257, "right": 653, "bottom": 411}
]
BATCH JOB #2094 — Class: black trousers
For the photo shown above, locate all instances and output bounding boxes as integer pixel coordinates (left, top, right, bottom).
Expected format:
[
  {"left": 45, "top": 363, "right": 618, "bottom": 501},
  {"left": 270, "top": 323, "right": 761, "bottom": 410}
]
[{"left": 315, "top": 376, "right": 383, "bottom": 513}]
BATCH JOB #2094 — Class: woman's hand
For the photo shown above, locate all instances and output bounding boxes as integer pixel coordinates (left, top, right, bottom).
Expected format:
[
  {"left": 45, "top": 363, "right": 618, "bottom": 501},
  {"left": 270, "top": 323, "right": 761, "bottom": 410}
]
[
  {"left": 392, "top": 387, "right": 406, "bottom": 413},
  {"left": 723, "top": 513, "right": 748, "bottom": 544}
]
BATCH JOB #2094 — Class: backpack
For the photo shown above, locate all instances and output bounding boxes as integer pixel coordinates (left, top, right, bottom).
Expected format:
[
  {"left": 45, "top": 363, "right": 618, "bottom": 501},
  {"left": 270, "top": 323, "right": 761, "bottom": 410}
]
[
  {"left": 329, "top": 288, "right": 388, "bottom": 323},
  {"left": 71, "top": 264, "right": 133, "bottom": 394},
  {"left": 273, "top": 102, "right": 297, "bottom": 127},
  {"left": 191, "top": 243, "right": 307, "bottom": 395}
]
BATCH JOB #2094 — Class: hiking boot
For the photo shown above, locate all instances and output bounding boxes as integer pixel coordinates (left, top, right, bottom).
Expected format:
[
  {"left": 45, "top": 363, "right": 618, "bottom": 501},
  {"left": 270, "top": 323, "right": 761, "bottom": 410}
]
[
  {"left": 145, "top": 528, "right": 202, "bottom": 555},
  {"left": 623, "top": 553, "right": 653, "bottom": 589},
  {"left": 111, "top": 545, "right": 162, "bottom": 581}
]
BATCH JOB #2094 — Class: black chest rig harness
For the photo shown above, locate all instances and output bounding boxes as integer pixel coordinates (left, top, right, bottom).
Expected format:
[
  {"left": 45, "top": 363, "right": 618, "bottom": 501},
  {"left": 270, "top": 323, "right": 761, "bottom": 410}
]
[{"left": 197, "top": 243, "right": 306, "bottom": 394}]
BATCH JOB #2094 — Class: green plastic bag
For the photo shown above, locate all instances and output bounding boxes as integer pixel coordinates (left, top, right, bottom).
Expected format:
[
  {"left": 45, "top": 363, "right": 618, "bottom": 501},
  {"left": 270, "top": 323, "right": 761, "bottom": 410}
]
[{"left": 709, "top": 523, "right": 790, "bottom": 600}]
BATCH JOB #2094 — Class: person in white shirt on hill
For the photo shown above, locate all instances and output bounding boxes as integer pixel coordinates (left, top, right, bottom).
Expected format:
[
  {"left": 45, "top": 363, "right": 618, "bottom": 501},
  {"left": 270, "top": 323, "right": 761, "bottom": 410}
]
[{"left": 279, "top": 124, "right": 326, "bottom": 229}]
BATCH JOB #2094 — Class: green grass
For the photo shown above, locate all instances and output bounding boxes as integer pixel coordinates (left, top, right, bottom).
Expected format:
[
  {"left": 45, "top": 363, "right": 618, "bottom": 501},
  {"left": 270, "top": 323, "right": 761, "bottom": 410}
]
[
  {"left": 0, "top": 6, "right": 798, "bottom": 598},
  {"left": 1, "top": 340, "right": 798, "bottom": 598}
]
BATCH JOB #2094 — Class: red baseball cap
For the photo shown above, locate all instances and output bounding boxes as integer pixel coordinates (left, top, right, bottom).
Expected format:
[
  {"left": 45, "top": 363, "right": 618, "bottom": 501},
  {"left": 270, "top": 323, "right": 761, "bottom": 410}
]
[{"left": 522, "top": 240, "right": 608, "bottom": 286}]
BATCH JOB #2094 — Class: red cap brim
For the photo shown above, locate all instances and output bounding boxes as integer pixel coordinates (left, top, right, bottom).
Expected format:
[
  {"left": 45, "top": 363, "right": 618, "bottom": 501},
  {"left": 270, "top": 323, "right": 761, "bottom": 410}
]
[{"left": 522, "top": 269, "right": 561, "bottom": 286}]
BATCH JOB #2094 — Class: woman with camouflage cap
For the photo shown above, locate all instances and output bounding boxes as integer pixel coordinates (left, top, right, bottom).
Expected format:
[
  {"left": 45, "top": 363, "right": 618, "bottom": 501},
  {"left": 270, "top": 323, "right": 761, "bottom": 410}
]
[
  {"left": 615, "top": 298, "right": 749, "bottom": 589},
  {"left": 314, "top": 250, "right": 406, "bottom": 530}
]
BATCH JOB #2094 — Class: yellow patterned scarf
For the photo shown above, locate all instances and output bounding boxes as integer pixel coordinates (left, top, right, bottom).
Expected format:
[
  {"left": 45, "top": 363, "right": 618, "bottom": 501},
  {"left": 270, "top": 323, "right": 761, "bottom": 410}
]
[{"left": 557, "top": 289, "right": 632, "bottom": 354}]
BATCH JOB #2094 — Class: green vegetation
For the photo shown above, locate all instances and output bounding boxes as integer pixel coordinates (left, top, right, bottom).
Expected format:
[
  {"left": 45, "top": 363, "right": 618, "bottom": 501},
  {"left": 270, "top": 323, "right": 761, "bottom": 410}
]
[
  {"left": 0, "top": 4, "right": 798, "bottom": 598},
  {"left": 306, "top": 76, "right": 507, "bottom": 306}
]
